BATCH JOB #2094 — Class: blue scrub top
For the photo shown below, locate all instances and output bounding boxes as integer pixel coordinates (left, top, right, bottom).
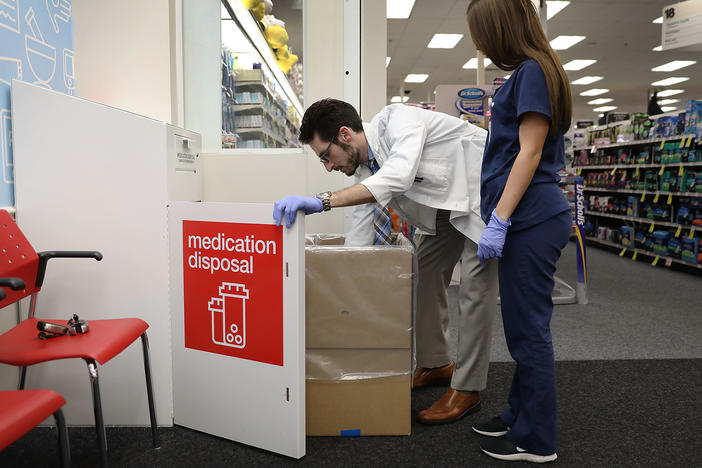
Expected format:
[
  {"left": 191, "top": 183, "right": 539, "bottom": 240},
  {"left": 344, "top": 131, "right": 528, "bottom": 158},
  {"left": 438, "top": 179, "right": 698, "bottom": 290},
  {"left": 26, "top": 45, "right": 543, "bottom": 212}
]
[{"left": 480, "top": 59, "right": 570, "bottom": 231}]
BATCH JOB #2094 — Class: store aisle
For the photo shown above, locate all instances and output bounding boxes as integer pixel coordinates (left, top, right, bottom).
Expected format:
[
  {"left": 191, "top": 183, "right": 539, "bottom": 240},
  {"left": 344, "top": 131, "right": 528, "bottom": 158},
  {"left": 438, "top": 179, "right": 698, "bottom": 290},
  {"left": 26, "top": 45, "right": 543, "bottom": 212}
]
[{"left": 449, "top": 241, "right": 702, "bottom": 363}]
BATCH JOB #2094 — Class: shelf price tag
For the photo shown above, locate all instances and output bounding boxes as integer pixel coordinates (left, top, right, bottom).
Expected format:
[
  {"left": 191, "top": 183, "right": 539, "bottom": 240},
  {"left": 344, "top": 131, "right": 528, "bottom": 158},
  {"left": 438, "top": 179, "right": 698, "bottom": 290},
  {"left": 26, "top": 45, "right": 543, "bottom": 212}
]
[
  {"left": 652, "top": 256, "right": 660, "bottom": 266},
  {"left": 686, "top": 137, "right": 694, "bottom": 148},
  {"left": 611, "top": 167, "right": 617, "bottom": 175},
  {"left": 619, "top": 248, "right": 627, "bottom": 257},
  {"left": 649, "top": 223, "right": 655, "bottom": 233},
  {"left": 635, "top": 167, "right": 640, "bottom": 177},
  {"left": 591, "top": 145, "right": 598, "bottom": 153},
  {"left": 632, "top": 252, "right": 638, "bottom": 261},
  {"left": 679, "top": 138, "right": 686, "bottom": 148},
  {"left": 653, "top": 193, "right": 660, "bottom": 203},
  {"left": 658, "top": 165, "right": 665, "bottom": 176},
  {"left": 576, "top": 168, "right": 582, "bottom": 175},
  {"left": 665, "top": 258, "right": 673, "bottom": 267},
  {"left": 640, "top": 192, "right": 646, "bottom": 202},
  {"left": 659, "top": 140, "right": 666, "bottom": 150},
  {"left": 679, "top": 166, "right": 685, "bottom": 176},
  {"left": 690, "top": 227, "right": 696, "bottom": 238},
  {"left": 667, "top": 193, "right": 673, "bottom": 205},
  {"left": 675, "top": 226, "right": 682, "bottom": 237}
]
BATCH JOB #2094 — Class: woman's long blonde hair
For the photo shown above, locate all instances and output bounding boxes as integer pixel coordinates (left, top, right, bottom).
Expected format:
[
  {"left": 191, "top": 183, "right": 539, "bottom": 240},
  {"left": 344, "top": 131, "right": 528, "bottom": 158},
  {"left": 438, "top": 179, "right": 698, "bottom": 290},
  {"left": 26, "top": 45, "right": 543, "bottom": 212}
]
[{"left": 467, "top": 0, "right": 572, "bottom": 134}]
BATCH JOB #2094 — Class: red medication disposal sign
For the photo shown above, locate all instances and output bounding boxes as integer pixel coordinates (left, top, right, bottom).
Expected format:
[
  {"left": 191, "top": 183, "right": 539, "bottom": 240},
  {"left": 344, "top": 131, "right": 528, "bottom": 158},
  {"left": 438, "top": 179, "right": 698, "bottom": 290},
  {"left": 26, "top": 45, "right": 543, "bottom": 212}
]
[{"left": 182, "top": 220, "right": 284, "bottom": 366}]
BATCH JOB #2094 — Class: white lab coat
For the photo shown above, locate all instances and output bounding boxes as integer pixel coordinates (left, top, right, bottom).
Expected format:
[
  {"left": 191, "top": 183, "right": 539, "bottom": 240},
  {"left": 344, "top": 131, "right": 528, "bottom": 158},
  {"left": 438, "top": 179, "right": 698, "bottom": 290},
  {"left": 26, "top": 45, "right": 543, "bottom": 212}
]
[{"left": 345, "top": 104, "right": 487, "bottom": 246}]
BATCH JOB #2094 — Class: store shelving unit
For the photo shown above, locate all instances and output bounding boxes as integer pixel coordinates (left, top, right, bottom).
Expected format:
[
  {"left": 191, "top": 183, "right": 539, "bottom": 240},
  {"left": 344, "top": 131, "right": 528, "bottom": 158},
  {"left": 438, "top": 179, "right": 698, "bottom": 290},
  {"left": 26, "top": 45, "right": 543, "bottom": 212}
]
[
  {"left": 574, "top": 116, "right": 702, "bottom": 271},
  {"left": 573, "top": 134, "right": 695, "bottom": 152},
  {"left": 585, "top": 236, "right": 702, "bottom": 270},
  {"left": 584, "top": 210, "right": 698, "bottom": 230},
  {"left": 220, "top": 1, "right": 303, "bottom": 150}
]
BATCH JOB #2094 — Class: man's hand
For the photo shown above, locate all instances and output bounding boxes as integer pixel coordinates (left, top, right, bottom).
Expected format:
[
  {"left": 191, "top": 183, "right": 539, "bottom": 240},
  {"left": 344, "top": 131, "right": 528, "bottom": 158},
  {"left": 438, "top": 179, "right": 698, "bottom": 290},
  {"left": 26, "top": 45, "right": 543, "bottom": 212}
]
[
  {"left": 477, "top": 209, "right": 511, "bottom": 264},
  {"left": 273, "top": 196, "right": 323, "bottom": 228}
]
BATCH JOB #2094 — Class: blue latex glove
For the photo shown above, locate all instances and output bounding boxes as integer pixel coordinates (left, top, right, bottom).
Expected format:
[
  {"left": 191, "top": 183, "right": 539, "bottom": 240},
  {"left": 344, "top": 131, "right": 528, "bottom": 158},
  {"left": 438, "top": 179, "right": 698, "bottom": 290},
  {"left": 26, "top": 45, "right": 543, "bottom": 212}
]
[
  {"left": 477, "top": 209, "right": 511, "bottom": 264},
  {"left": 273, "top": 196, "right": 323, "bottom": 228}
]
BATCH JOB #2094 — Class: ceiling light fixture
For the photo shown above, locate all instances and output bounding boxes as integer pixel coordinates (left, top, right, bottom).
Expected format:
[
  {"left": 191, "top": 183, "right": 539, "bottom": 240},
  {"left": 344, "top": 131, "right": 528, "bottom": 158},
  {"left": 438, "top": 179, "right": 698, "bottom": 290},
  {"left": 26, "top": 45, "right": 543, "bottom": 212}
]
[
  {"left": 651, "top": 77, "right": 690, "bottom": 86},
  {"left": 652, "top": 60, "right": 697, "bottom": 72},
  {"left": 563, "top": 59, "right": 597, "bottom": 71},
  {"left": 587, "top": 98, "right": 613, "bottom": 105},
  {"left": 462, "top": 58, "right": 493, "bottom": 69},
  {"left": 653, "top": 45, "right": 663, "bottom": 51},
  {"left": 391, "top": 96, "right": 410, "bottom": 103},
  {"left": 387, "top": 0, "right": 415, "bottom": 19},
  {"left": 571, "top": 76, "right": 604, "bottom": 85},
  {"left": 652, "top": 16, "right": 663, "bottom": 24},
  {"left": 657, "top": 99, "right": 680, "bottom": 105},
  {"left": 549, "top": 35, "right": 585, "bottom": 50},
  {"left": 427, "top": 33, "right": 463, "bottom": 48},
  {"left": 546, "top": 1, "right": 570, "bottom": 20},
  {"left": 661, "top": 106, "right": 678, "bottom": 112},
  {"left": 386, "top": 57, "right": 391, "bottom": 67},
  {"left": 593, "top": 106, "right": 618, "bottom": 112},
  {"left": 405, "top": 73, "right": 428, "bottom": 83},
  {"left": 580, "top": 88, "right": 609, "bottom": 96},
  {"left": 657, "top": 89, "right": 684, "bottom": 97}
]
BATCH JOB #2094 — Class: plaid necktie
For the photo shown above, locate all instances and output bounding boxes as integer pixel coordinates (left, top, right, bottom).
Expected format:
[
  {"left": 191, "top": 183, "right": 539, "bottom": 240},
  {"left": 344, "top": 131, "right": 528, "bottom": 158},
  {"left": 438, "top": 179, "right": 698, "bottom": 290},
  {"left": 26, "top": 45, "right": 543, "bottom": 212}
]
[{"left": 368, "top": 159, "right": 393, "bottom": 245}]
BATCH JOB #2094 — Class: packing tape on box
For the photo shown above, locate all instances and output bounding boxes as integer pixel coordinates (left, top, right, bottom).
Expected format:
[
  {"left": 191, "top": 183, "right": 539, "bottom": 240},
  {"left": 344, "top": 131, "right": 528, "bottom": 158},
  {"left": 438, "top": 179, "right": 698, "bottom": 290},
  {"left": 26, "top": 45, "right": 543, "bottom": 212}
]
[{"left": 306, "top": 349, "right": 412, "bottom": 381}]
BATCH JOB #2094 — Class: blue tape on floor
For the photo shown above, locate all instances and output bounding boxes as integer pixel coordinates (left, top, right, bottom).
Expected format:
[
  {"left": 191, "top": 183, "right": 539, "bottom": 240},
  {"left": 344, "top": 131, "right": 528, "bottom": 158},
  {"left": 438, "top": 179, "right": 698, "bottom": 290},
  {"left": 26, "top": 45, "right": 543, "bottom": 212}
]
[{"left": 340, "top": 429, "right": 361, "bottom": 437}]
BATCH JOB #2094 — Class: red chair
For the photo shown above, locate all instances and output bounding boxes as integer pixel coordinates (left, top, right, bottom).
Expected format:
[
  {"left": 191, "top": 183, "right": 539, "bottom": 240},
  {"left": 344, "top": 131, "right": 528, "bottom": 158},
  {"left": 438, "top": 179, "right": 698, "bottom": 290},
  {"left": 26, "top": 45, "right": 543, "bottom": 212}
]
[
  {"left": 0, "top": 210, "right": 158, "bottom": 467},
  {"left": 0, "top": 279, "right": 70, "bottom": 467},
  {"left": 0, "top": 389, "right": 71, "bottom": 467}
]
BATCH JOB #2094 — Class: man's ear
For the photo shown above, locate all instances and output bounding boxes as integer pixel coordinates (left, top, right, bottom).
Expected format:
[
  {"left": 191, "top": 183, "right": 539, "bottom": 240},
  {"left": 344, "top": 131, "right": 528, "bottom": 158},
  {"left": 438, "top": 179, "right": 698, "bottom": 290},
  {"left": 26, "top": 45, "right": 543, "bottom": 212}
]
[{"left": 338, "top": 126, "right": 352, "bottom": 143}]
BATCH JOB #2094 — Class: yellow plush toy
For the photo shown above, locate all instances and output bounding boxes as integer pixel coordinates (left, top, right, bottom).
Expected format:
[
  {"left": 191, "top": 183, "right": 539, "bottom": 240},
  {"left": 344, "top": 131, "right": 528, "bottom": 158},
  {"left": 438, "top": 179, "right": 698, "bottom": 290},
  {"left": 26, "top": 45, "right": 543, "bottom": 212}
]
[
  {"left": 275, "top": 44, "right": 290, "bottom": 61},
  {"left": 266, "top": 24, "right": 289, "bottom": 49},
  {"left": 252, "top": 2, "right": 266, "bottom": 21},
  {"left": 241, "top": 0, "right": 260, "bottom": 9}
]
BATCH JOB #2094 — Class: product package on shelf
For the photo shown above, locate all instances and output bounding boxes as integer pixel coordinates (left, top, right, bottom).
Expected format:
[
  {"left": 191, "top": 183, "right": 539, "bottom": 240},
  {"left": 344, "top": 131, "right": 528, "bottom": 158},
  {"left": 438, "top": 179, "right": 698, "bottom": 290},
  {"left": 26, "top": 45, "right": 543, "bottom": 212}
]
[
  {"left": 685, "top": 100, "right": 702, "bottom": 141},
  {"left": 305, "top": 234, "right": 416, "bottom": 436}
]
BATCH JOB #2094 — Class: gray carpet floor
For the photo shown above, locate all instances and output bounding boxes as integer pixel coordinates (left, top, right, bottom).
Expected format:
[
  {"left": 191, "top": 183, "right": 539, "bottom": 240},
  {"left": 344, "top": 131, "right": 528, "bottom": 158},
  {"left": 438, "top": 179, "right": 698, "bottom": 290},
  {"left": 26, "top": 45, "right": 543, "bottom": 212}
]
[{"left": 2, "top": 358, "right": 700, "bottom": 467}]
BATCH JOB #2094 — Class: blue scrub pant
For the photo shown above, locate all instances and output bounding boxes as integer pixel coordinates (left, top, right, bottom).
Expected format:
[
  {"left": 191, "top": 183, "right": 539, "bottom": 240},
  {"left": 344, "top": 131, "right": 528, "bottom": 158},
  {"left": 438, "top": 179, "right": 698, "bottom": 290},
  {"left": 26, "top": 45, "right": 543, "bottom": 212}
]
[{"left": 498, "top": 210, "right": 571, "bottom": 455}]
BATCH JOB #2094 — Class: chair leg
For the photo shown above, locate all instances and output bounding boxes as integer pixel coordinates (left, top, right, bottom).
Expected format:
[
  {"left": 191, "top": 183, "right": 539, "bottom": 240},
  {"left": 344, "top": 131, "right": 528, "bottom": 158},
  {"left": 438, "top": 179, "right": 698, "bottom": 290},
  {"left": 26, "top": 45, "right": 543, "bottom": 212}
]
[
  {"left": 54, "top": 408, "right": 71, "bottom": 468},
  {"left": 140, "top": 332, "right": 160, "bottom": 449},
  {"left": 19, "top": 366, "right": 27, "bottom": 390},
  {"left": 86, "top": 359, "right": 109, "bottom": 467}
]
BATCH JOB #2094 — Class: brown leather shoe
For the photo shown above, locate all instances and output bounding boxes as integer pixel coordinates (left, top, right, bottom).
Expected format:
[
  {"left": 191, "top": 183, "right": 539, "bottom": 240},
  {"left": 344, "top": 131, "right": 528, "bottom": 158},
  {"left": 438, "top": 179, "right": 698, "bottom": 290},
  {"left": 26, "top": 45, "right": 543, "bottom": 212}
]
[
  {"left": 412, "top": 361, "right": 454, "bottom": 388},
  {"left": 417, "top": 388, "right": 481, "bottom": 425}
]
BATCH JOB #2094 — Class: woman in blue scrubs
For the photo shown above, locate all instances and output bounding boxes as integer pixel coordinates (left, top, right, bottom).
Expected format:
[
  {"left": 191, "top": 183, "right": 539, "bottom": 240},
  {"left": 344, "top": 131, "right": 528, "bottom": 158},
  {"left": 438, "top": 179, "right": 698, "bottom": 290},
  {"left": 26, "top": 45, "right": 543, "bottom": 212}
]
[{"left": 466, "top": 0, "right": 573, "bottom": 463}]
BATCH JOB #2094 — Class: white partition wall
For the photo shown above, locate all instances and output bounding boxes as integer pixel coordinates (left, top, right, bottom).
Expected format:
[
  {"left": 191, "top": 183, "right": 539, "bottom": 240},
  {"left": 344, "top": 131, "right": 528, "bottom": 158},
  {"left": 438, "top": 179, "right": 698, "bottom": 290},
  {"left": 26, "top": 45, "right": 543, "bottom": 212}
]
[{"left": 11, "top": 81, "right": 202, "bottom": 425}]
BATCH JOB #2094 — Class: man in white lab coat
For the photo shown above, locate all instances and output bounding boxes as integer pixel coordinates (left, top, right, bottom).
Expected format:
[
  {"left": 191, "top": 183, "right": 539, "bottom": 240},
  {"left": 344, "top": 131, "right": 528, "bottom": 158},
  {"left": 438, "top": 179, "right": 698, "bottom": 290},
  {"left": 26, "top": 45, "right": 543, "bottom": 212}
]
[{"left": 274, "top": 98, "right": 498, "bottom": 424}]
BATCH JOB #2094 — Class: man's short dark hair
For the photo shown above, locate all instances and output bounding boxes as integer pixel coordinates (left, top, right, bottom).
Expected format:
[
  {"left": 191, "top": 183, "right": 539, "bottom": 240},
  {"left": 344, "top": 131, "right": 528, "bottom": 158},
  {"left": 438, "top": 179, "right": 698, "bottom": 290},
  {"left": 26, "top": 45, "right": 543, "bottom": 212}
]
[{"left": 299, "top": 98, "right": 364, "bottom": 144}]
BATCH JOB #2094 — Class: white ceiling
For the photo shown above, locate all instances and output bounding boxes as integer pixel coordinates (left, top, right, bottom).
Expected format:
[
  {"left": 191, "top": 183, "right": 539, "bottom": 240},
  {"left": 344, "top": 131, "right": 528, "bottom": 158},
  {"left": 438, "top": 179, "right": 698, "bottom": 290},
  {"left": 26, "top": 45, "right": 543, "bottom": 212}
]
[{"left": 386, "top": 0, "right": 702, "bottom": 124}]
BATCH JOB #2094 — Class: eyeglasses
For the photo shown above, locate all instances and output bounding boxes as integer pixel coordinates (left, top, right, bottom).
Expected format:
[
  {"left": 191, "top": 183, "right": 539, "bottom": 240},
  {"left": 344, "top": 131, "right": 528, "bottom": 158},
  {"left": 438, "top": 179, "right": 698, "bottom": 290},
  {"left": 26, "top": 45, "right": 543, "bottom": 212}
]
[{"left": 318, "top": 138, "right": 334, "bottom": 164}]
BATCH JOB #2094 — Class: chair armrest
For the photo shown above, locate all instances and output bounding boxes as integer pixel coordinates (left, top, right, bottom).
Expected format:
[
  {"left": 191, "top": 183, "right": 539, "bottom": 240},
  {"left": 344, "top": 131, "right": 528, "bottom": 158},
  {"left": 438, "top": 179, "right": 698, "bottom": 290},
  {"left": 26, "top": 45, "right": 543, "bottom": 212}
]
[
  {"left": 0, "top": 277, "right": 27, "bottom": 290},
  {"left": 36, "top": 251, "right": 103, "bottom": 288}
]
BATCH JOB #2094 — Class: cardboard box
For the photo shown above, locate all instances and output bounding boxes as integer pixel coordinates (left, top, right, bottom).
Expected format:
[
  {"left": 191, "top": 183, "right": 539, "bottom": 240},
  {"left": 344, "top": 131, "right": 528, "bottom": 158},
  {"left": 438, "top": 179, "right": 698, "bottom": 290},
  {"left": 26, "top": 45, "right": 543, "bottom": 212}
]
[
  {"left": 306, "top": 375, "right": 411, "bottom": 436},
  {"left": 305, "top": 235, "right": 414, "bottom": 436},
  {"left": 305, "top": 245, "right": 413, "bottom": 349}
]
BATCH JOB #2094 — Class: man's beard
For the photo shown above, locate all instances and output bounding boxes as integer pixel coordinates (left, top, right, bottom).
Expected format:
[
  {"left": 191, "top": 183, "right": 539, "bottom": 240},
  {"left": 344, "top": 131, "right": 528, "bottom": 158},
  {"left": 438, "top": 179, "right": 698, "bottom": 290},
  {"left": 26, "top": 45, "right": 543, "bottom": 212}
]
[{"left": 337, "top": 140, "right": 361, "bottom": 176}]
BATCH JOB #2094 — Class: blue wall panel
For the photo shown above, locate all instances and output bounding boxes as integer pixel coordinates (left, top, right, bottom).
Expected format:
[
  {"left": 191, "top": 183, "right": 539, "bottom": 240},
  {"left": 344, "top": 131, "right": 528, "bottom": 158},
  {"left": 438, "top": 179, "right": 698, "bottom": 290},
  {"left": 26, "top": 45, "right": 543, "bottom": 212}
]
[{"left": 0, "top": 0, "right": 74, "bottom": 206}]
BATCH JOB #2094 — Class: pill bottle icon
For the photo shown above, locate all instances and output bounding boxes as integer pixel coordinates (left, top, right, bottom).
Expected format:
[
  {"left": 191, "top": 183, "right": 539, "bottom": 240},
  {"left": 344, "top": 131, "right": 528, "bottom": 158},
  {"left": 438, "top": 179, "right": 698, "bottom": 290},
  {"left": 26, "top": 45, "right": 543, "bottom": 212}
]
[{"left": 209, "top": 282, "right": 249, "bottom": 348}]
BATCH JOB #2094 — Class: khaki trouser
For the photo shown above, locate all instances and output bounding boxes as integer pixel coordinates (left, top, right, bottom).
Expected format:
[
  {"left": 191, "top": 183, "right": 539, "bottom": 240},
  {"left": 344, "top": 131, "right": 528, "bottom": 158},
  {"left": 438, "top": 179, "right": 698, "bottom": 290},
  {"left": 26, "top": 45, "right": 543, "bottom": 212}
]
[{"left": 414, "top": 210, "right": 499, "bottom": 392}]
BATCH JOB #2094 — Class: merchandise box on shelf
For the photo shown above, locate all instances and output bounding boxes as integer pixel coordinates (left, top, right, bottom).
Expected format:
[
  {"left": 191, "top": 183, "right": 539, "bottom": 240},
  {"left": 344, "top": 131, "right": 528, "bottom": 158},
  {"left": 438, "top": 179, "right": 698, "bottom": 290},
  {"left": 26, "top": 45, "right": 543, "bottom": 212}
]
[{"left": 304, "top": 234, "right": 415, "bottom": 436}]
